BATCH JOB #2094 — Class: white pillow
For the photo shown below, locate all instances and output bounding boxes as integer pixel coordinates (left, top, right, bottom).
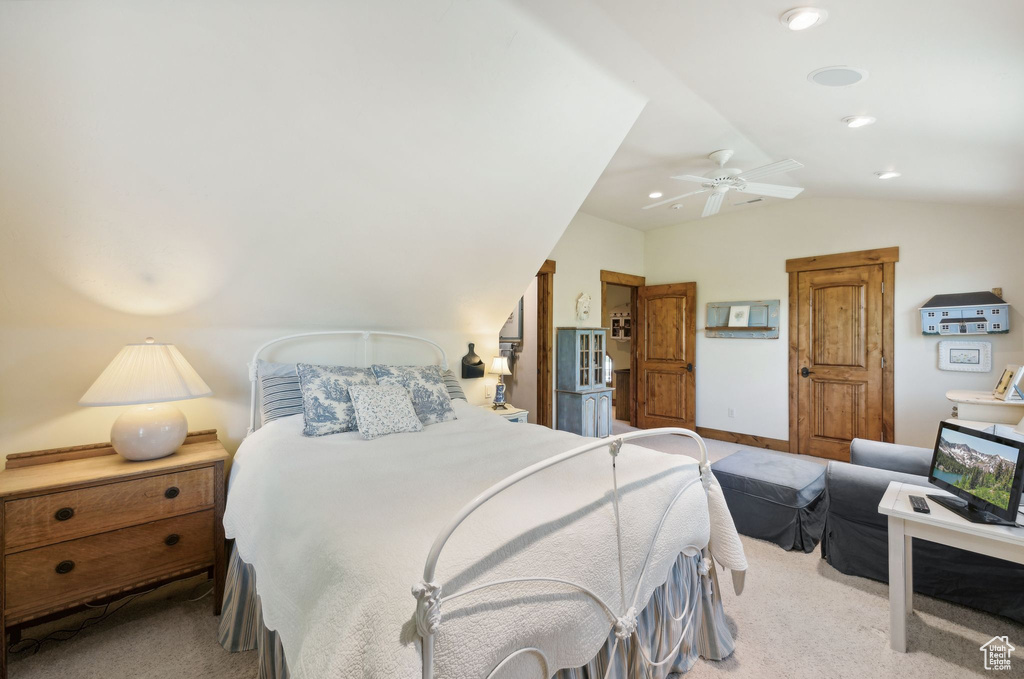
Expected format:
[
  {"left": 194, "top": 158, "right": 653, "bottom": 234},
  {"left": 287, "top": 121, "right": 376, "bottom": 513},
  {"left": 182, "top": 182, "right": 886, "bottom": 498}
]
[{"left": 348, "top": 384, "right": 424, "bottom": 440}]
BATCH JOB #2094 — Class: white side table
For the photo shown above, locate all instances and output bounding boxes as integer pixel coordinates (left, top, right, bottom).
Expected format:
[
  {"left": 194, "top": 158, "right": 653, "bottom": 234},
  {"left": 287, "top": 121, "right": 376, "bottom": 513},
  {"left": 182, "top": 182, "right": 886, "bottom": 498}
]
[
  {"left": 878, "top": 481, "right": 1024, "bottom": 652},
  {"left": 479, "top": 404, "right": 529, "bottom": 423}
]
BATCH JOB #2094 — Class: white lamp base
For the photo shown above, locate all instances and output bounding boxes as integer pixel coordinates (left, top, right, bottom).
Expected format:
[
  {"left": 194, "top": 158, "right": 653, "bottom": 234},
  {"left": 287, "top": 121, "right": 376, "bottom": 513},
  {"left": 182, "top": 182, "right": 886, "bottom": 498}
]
[{"left": 110, "top": 403, "right": 188, "bottom": 461}]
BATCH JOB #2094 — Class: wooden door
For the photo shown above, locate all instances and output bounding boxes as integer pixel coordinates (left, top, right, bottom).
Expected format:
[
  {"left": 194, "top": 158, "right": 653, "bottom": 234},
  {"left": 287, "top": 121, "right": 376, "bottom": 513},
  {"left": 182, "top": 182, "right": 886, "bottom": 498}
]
[
  {"left": 636, "top": 282, "right": 697, "bottom": 429},
  {"left": 796, "top": 265, "right": 884, "bottom": 460}
]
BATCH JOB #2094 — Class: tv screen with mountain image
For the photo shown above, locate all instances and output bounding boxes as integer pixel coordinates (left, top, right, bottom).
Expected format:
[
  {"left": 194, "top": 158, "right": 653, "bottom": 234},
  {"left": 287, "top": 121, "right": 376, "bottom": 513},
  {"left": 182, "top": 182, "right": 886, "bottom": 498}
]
[{"left": 932, "top": 428, "right": 1019, "bottom": 510}]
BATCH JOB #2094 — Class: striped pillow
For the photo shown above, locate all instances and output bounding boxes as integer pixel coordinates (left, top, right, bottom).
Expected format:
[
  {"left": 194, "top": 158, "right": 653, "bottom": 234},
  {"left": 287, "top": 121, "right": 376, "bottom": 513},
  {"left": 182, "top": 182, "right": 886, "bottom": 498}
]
[
  {"left": 258, "top": 361, "right": 304, "bottom": 425},
  {"left": 442, "top": 369, "right": 467, "bottom": 401}
]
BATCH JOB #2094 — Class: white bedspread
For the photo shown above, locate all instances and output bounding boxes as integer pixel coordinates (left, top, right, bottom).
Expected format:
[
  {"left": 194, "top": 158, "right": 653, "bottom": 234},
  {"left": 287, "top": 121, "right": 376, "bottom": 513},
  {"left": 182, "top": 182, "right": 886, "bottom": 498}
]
[{"left": 224, "top": 401, "right": 745, "bottom": 679}]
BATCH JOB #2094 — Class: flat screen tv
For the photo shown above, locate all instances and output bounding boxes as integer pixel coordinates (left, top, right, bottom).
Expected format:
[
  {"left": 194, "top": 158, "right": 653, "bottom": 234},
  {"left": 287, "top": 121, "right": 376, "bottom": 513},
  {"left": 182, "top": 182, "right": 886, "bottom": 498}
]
[{"left": 928, "top": 422, "right": 1024, "bottom": 525}]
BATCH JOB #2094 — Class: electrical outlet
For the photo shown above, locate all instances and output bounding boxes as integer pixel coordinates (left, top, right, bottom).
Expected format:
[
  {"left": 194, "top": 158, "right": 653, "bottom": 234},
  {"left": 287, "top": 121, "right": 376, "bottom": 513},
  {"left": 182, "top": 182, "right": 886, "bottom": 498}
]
[
  {"left": 484, "top": 384, "right": 493, "bottom": 399},
  {"left": 728, "top": 408, "right": 736, "bottom": 418}
]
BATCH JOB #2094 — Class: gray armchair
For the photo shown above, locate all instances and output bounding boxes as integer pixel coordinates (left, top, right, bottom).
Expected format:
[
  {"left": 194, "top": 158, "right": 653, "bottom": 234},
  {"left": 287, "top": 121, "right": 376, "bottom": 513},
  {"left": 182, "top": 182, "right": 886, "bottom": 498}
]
[{"left": 822, "top": 438, "right": 1024, "bottom": 623}]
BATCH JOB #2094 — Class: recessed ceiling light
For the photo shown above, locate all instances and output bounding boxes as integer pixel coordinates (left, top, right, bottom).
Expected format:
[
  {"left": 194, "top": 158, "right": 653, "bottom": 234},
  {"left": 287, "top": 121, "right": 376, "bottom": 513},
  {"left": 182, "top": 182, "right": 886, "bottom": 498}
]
[
  {"left": 842, "top": 115, "right": 876, "bottom": 128},
  {"left": 780, "top": 7, "right": 829, "bottom": 31},
  {"left": 808, "top": 66, "right": 868, "bottom": 87},
  {"left": 875, "top": 171, "right": 901, "bottom": 180},
  {"left": 648, "top": 192, "right": 663, "bottom": 199}
]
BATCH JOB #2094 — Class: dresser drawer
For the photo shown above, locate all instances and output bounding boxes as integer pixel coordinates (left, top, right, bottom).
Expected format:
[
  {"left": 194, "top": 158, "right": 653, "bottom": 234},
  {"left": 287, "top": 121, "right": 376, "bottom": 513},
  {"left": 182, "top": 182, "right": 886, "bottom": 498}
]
[
  {"left": 5, "top": 510, "right": 214, "bottom": 621},
  {"left": 4, "top": 467, "right": 214, "bottom": 552}
]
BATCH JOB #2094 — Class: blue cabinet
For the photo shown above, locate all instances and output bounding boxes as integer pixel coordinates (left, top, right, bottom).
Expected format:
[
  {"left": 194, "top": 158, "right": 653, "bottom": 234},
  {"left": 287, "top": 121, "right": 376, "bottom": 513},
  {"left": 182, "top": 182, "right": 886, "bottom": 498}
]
[{"left": 556, "top": 328, "right": 612, "bottom": 438}]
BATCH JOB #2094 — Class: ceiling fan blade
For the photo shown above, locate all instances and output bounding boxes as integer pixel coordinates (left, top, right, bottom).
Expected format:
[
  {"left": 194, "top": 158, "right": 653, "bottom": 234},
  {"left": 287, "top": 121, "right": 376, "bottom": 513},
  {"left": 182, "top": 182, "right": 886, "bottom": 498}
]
[
  {"left": 670, "top": 174, "right": 712, "bottom": 184},
  {"left": 736, "top": 182, "right": 805, "bottom": 199},
  {"left": 641, "top": 189, "right": 707, "bottom": 210},
  {"left": 702, "top": 191, "right": 724, "bottom": 218},
  {"left": 738, "top": 158, "right": 803, "bottom": 181}
]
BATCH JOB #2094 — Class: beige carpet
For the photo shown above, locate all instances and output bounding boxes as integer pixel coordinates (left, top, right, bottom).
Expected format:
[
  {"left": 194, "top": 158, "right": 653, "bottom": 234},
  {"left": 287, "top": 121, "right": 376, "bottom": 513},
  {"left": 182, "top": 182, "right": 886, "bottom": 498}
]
[{"left": 10, "top": 434, "right": 1023, "bottom": 679}]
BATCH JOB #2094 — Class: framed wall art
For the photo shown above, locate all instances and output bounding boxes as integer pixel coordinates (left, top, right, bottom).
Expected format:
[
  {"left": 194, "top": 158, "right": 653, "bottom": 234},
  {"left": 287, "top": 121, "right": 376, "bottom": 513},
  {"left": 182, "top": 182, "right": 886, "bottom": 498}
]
[
  {"left": 937, "top": 340, "right": 991, "bottom": 372},
  {"left": 500, "top": 297, "right": 524, "bottom": 342},
  {"left": 994, "top": 364, "right": 1024, "bottom": 402}
]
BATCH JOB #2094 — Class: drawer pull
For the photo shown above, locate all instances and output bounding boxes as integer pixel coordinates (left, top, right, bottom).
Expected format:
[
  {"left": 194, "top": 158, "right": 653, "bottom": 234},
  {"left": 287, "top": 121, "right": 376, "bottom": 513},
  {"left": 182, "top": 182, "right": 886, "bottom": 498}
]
[
  {"left": 164, "top": 534, "right": 180, "bottom": 546},
  {"left": 164, "top": 487, "right": 180, "bottom": 499},
  {"left": 54, "top": 507, "right": 75, "bottom": 521},
  {"left": 55, "top": 560, "right": 75, "bottom": 575}
]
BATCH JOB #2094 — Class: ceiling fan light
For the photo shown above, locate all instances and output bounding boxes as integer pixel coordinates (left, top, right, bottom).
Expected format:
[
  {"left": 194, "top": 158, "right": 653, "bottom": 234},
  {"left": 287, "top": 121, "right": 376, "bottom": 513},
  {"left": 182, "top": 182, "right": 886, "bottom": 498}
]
[
  {"left": 875, "top": 170, "right": 901, "bottom": 180},
  {"left": 648, "top": 192, "right": 663, "bottom": 199},
  {"left": 843, "top": 115, "right": 876, "bottom": 128},
  {"left": 781, "top": 7, "right": 828, "bottom": 31}
]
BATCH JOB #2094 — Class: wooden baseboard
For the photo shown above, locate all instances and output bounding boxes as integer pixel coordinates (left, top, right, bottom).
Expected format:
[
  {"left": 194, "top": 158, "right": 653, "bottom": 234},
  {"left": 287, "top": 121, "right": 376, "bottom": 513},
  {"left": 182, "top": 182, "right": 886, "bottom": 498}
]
[{"left": 695, "top": 427, "right": 790, "bottom": 453}]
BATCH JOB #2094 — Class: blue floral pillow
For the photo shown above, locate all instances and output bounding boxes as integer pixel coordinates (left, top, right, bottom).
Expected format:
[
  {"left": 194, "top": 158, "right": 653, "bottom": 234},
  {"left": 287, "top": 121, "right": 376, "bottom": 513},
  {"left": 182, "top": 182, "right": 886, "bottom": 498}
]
[
  {"left": 296, "top": 364, "right": 377, "bottom": 436},
  {"left": 370, "top": 365, "right": 456, "bottom": 426}
]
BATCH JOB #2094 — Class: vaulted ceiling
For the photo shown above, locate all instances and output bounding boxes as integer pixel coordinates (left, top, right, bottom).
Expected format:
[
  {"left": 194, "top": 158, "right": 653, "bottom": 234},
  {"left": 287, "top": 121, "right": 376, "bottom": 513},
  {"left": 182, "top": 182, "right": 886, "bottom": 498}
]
[
  {"left": 518, "top": 0, "right": 1024, "bottom": 229},
  {"left": 0, "top": 0, "right": 643, "bottom": 333}
]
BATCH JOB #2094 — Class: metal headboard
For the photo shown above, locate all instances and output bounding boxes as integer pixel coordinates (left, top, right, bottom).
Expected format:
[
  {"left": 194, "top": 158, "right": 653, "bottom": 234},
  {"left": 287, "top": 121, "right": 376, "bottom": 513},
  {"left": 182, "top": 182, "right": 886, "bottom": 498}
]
[{"left": 247, "top": 330, "right": 449, "bottom": 434}]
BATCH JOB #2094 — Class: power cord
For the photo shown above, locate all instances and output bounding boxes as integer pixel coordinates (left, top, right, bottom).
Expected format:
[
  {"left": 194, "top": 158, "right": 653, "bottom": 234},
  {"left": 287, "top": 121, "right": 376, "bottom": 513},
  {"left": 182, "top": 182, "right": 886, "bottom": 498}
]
[{"left": 8, "top": 577, "right": 216, "bottom": 656}]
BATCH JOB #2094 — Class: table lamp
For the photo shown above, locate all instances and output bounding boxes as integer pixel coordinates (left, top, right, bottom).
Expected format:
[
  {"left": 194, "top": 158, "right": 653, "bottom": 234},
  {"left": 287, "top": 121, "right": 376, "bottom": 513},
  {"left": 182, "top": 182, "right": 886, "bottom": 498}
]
[
  {"left": 489, "top": 356, "right": 512, "bottom": 410},
  {"left": 79, "top": 338, "right": 212, "bottom": 461}
]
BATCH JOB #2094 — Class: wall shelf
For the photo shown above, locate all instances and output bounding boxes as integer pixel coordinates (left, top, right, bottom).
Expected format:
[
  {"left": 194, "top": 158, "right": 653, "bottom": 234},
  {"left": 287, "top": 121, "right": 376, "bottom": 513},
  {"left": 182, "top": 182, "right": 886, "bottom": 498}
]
[
  {"left": 705, "top": 326, "right": 777, "bottom": 333},
  {"left": 705, "top": 300, "right": 780, "bottom": 339}
]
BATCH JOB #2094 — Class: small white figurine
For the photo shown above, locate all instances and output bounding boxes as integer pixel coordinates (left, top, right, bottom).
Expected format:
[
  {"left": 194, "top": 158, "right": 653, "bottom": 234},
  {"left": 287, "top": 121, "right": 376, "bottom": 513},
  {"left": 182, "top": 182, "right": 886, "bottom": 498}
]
[{"left": 576, "top": 293, "right": 592, "bottom": 322}]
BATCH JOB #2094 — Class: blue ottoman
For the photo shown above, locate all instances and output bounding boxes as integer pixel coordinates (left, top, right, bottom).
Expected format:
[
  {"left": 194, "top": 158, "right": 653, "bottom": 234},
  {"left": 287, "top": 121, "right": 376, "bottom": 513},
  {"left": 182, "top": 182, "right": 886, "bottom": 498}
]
[{"left": 711, "top": 450, "right": 827, "bottom": 553}]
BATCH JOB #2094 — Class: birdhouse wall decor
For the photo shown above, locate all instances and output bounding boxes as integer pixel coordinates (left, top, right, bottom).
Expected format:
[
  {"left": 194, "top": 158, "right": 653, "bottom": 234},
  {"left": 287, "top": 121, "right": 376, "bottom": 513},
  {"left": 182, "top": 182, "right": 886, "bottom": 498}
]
[{"left": 920, "top": 291, "right": 1010, "bottom": 336}]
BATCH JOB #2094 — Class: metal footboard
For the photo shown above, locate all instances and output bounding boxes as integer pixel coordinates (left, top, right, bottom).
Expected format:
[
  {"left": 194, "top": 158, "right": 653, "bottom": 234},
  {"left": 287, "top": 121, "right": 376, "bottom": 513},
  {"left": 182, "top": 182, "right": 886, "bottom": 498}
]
[{"left": 412, "top": 428, "right": 714, "bottom": 679}]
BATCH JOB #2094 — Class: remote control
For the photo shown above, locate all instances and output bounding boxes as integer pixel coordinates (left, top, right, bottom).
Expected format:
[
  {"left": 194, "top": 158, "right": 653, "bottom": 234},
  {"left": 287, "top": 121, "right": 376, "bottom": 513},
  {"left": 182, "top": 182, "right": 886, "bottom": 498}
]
[{"left": 909, "top": 495, "right": 930, "bottom": 513}]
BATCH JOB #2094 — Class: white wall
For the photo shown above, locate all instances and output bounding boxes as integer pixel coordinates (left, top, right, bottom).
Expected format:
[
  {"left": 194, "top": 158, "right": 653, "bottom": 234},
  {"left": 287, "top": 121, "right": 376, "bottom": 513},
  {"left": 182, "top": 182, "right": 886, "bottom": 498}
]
[
  {"left": 644, "top": 198, "right": 1024, "bottom": 447},
  {"left": 0, "top": 1, "right": 646, "bottom": 457},
  {"left": 550, "top": 212, "right": 645, "bottom": 329}
]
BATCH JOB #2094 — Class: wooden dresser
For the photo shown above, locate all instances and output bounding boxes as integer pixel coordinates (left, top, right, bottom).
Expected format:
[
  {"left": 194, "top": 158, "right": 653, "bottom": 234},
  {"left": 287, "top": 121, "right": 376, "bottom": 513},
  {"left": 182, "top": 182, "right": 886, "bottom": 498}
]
[{"left": 0, "top": 430, "right": 229, "bottom": 678}]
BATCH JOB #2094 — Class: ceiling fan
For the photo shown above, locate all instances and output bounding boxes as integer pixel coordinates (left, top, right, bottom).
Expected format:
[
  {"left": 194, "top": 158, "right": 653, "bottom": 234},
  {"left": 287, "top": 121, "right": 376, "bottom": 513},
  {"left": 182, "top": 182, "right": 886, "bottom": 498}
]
[{"left": 643, "top": 150, "right": 805, "bottom": 217}]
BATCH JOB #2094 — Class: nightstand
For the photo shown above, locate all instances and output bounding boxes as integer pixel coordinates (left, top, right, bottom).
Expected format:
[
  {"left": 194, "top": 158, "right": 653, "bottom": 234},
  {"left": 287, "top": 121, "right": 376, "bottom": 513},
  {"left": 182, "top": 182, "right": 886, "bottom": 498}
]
[
  {"left": 480, "top": 405, "right": 529, "bottom": 423},
  {"left": 0, "top": 430, "right": 229, "bottom": 678}
]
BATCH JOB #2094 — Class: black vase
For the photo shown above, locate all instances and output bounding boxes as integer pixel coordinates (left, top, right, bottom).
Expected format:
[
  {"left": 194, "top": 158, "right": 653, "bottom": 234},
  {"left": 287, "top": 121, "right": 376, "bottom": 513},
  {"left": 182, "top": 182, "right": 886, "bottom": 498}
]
[{"left": 462, "top": 343, "right": 484, "bottom": 379}]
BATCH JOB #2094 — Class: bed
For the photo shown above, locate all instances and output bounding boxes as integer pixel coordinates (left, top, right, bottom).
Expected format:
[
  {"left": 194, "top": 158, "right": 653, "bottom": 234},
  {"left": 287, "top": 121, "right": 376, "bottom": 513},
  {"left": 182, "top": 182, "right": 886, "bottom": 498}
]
[{"left": 219, "top": 331, "right": 747, "bottom": 679}]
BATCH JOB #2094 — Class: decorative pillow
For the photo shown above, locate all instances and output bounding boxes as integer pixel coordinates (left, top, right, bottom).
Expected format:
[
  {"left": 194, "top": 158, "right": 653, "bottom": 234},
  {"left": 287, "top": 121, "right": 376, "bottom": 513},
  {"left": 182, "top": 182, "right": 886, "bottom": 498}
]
[
  {"left": 296, "top": 364, "right": 377, "bottom": 436},
  {"left": 442, "top": 369, "right": 467, "bottom": 401},
  {"left": 348, "top": 384, "right": 424, "bottom": 440},
  {"left": 257, "top": 361, "right": 304, "bottom": 424},
  {"left": 371, "top": 364, "right": 456, "bottom": 426}
]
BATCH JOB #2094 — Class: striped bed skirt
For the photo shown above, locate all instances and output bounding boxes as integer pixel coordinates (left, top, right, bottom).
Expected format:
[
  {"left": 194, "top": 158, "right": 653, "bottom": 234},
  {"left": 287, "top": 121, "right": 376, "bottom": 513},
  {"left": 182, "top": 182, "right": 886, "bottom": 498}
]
[{"left": 218, "top": 547, "right": 736, "bottom": 678}]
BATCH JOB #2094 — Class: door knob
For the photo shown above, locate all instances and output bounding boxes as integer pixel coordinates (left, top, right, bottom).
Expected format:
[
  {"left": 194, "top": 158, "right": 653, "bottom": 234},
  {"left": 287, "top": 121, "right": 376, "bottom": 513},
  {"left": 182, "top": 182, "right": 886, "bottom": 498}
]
[
  {"left": 800, "top": 367, "right": 812, "bottom": 378},
  {"left": 686, "top": 363, "right": 693, "bottom": 373}
]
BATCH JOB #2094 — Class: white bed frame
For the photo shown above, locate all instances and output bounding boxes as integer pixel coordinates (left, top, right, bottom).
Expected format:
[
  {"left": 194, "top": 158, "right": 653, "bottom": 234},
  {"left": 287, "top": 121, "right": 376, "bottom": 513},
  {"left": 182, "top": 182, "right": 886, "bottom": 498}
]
[
  {"left": 247, "top": 331, "right": 714, "bottom": 679},
  {"left": 247, "top": 330, "right": 448, "bottom": 434}
]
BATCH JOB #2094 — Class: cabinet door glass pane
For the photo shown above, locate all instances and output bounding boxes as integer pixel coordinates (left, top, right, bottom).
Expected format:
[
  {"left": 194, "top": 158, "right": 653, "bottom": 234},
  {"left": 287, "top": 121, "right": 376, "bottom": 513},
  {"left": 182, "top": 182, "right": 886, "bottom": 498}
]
[
  {"left": 592, "top": 333, "right": 604, "bottom": 384},
  {"left": 579, "top": 333, "right": 590, "bottom": 386}
]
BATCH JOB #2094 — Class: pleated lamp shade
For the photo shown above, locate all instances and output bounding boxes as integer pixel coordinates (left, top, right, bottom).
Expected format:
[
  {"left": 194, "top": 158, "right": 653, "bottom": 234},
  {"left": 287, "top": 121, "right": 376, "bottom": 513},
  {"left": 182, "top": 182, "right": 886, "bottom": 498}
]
[
  {"left": 489, "top": 356, "right": 512, "bottom": 376},
  {"left": 79, "top": 339, "right": 212, "bottom": 406}
]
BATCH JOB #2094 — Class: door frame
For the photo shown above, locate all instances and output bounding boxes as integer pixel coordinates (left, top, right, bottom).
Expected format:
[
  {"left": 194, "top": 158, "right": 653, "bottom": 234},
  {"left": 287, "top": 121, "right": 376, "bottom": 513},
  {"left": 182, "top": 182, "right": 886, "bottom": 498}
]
[
  {"left": 600, "top": 269, "right": 645, "bottom": 426},
  {"left": 786, "top": 247, "right": 898, "bottom": 451},
  {"left": 536, "top": 259, "right": 556, "bottom": 427}
]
